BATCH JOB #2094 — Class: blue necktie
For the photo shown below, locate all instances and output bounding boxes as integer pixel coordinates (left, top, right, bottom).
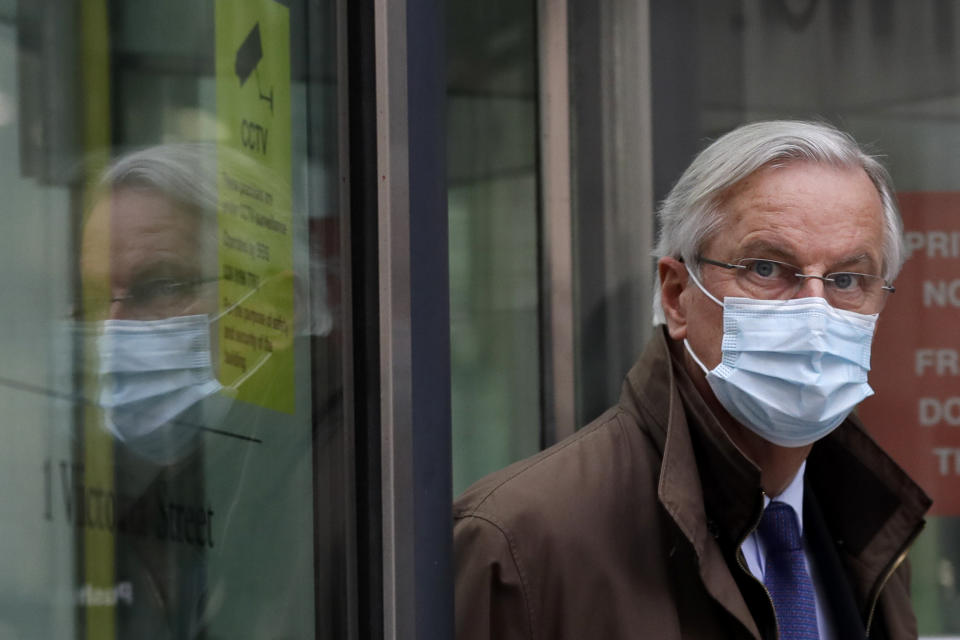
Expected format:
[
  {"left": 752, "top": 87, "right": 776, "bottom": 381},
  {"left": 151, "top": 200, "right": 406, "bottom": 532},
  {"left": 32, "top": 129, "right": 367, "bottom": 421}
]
[{"left": 757, "top": 502, "right": 820, "bottom": 639}]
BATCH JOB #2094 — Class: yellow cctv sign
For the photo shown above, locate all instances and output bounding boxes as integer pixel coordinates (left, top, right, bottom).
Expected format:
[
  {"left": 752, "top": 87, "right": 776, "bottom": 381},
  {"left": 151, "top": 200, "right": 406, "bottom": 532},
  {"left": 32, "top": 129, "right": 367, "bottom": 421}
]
[{"left": 215, "top": 1, "right": 293, "bottom": 413}]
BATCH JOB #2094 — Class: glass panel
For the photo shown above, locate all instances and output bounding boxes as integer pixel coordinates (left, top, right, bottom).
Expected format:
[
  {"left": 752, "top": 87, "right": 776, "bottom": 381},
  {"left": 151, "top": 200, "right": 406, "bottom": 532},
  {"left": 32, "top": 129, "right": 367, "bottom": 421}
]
[
  {"left": 447, "top": 0, "right": 542, "bottom": 495},
  {"left": 652, "top": 1, "right": 960, "bottom": 635},
  {"left": 2, "top": 0, "right": 347, "bottom": 637}
]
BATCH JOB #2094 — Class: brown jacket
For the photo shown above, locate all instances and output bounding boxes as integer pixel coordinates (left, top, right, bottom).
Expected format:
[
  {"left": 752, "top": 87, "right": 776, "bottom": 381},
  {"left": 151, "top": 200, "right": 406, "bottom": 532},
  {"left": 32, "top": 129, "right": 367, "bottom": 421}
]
[{"left": 454, "top": 328, "right": 931, "bottom": 639}]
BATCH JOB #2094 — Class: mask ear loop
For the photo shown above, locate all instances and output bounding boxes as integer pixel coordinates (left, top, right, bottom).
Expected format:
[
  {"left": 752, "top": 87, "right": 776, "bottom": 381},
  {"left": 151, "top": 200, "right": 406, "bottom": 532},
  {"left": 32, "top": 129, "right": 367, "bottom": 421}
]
[
  {"left": 684, "top": 262, "right": 723, "bottom": 307},
  {"left": 679, "top": 260, "right": 720, "bottom": 375},
  {"left": 208, "top": 281, "right": 262, "bottom": 326},
  {"left": 208, "top": 279, "right": 277, "bottom": 394},
  {"left": 683, "top": 338, "right": 712, "bottom": 376}
]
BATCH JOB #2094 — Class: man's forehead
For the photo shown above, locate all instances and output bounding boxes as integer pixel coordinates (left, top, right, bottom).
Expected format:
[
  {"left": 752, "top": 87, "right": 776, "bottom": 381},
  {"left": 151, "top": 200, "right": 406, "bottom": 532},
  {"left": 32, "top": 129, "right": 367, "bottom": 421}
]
[
  {"left": 81, "top": 190, "right": 208, "bottom": 273},
  {"left": 706, "top": 162, "right": 886, "bottom": 266}
]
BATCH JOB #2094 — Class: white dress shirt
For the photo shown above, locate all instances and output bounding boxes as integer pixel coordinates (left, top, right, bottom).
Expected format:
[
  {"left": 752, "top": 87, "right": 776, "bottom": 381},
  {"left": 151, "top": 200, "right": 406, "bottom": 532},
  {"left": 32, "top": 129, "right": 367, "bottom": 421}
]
[{"left": 739, "top": 461, "right": 834, "bottom": 640}]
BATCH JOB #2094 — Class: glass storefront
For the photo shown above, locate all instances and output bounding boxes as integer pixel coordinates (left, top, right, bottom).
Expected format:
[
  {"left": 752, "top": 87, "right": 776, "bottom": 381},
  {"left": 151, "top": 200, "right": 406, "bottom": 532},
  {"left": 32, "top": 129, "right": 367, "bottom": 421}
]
[
  {"left": 2, "top": 0, "right": 349, "bottom": 637},
  {"left": 447, "top": 0, "right": 542, "bottom": 496}
]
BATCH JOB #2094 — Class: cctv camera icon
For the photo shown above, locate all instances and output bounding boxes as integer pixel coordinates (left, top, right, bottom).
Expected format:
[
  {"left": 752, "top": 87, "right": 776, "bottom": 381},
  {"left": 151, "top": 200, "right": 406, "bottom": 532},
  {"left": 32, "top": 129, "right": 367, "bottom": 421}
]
[
  {"left": 234, "top": 23, "right": 274, "bottom": 113},
  {"left": 235, "top": 23, "right": 263, "bottom": 86}
]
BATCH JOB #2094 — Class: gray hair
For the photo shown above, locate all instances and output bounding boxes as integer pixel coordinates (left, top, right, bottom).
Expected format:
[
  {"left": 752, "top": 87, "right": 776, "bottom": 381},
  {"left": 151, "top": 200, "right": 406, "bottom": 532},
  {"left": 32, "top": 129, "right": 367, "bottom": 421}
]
[
  {"left": 97, "top": 144, "right": 331, "bottom": 336},
  {"left": 97, "top": 143, "right": 223, "bottom": 278},
  {"left": 651, "top": 120, "right": 904, "bottom": 324},
  {"left": 99, "top": 143, "right": 219, "bottom": 217}
]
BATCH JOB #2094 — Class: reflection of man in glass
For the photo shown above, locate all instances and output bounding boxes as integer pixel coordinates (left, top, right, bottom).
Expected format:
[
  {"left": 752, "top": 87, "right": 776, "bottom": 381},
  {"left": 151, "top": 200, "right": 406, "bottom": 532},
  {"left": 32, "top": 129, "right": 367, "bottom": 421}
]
[
  {"left": 80, "top": 145, "right": 226, "bottom": 638},
  {"left": 82, "top": 145, "right": 226, "bottom": 463},
  {"left": 83, "top": 148, "right": 219, "bottom": 321},
  {"left": 80, "top": 144, "right": 319, "bottom": 639}
]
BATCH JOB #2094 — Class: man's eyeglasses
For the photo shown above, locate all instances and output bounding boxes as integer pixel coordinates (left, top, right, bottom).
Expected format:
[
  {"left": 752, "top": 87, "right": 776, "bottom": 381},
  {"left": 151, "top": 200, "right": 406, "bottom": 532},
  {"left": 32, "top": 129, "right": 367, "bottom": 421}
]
[
  {"left": 82, "top": 276, "right": 219, "bottom": 320},
  {"left": 697, "top": 256, "right": 895, "bottom": 314}
]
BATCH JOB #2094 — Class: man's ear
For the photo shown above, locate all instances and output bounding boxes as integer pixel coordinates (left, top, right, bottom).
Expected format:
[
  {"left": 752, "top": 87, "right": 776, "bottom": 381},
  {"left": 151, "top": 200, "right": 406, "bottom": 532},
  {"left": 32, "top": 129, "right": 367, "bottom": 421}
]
[{"left": 658, "top": 257, "right": 689, "bottom": 341}]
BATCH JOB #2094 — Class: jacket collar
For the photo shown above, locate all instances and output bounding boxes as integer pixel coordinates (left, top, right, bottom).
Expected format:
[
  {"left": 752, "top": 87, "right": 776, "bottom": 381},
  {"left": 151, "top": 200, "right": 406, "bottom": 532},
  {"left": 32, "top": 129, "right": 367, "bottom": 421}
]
[
  {"left": 622, "top": 327, "right": 764, "bottom": 638},
  {"left": 621, "top": 327, "right": 765, "bottom": 548},
  {"left": 807, "top": 417, "right": 931, "bottom": 620},
  {"left": 621, "top": 327, "right": 931, "bottom": 630}
]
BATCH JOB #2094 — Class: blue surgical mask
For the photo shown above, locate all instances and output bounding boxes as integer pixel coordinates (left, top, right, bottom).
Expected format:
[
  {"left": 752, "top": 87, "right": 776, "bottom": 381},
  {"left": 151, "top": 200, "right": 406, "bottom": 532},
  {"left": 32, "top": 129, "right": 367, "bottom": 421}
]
[
  {"left": 683, "top": 269, "right": 878, "bottom": 448},
  {"left": 97, "top": 314, "right": 230, "bottom": 462}
]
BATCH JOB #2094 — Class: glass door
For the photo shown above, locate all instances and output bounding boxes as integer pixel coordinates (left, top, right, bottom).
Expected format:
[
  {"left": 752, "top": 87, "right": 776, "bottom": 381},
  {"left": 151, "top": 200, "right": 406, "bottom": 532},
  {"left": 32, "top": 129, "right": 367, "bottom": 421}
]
[{"left": 3, "top": 0, "right": 351, "bottom": 637}]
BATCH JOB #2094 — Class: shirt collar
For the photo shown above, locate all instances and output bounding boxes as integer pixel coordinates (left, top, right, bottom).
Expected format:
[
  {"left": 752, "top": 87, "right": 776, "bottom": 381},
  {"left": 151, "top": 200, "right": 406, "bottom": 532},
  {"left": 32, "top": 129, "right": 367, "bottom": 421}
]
[{"left": 765, "top": 459, "right": 806, "bottom": 534}]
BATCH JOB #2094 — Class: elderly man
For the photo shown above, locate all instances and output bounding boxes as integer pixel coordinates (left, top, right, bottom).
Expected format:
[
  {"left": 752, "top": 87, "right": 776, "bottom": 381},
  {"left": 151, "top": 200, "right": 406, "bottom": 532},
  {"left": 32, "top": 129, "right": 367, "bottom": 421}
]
[{"left": 454, "top": 121, "right": 931, "bottom": 639}]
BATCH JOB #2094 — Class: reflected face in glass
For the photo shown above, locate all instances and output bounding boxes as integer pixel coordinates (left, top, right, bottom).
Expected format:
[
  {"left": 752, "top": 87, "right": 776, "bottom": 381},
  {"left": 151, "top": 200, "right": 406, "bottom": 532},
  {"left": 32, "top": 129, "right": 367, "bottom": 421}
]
[
  {"left": 81, "top": 188, "right": 217, "bottom": 321},
  {"left": 80, "top": 186, "right": 224, "bottom": 462}
]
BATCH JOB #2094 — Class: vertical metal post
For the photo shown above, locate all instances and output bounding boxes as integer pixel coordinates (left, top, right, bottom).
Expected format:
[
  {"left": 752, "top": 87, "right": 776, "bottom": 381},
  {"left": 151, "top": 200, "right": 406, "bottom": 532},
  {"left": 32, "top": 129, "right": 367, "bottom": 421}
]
[
  {"left": 538, "top": 0, "right": 577, "bottom": 444},
  {"left": 560, "top": 0, "right": 656, "bottom": 427},
  {"left": 333, "top": 0, "right": 360, "bottom": 636},
  {"left": 375, "top": 0, "right": 451, "bottom": 637},
  {"left": 375, "top": 0, "right": 413, "bottom": 633},
  {"left": 595, "top": 0, "right": 654, "bottom": 403}
]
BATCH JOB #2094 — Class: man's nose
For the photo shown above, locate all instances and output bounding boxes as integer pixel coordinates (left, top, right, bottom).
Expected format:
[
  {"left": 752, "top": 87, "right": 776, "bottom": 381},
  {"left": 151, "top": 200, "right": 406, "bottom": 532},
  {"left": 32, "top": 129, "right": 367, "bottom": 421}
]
[
  {"left": 795, "top": 274, "right": 828, "bottom": 299},
  {"left": 108, "top": 299, "right": 132, "bottom": 320}
]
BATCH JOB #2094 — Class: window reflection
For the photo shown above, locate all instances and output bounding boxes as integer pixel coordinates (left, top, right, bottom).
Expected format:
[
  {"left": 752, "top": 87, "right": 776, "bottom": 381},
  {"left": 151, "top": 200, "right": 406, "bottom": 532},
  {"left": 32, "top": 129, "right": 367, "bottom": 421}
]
[
  {"left": 82, "top": 145, "right": 225, "bottom": 464},
  {"left": 2, "top": 0, "right": 344, "bottom": 636},
  {"left": 75, "top": 144, "right": 307, "bottom": 637}
]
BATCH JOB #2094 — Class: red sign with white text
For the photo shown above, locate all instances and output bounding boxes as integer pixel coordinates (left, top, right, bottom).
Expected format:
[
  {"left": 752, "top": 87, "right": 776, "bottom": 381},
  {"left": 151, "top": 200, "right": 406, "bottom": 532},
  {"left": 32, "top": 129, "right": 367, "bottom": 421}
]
[{"left": 859, "top": 192, "right": 960, "bottom": 515}]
